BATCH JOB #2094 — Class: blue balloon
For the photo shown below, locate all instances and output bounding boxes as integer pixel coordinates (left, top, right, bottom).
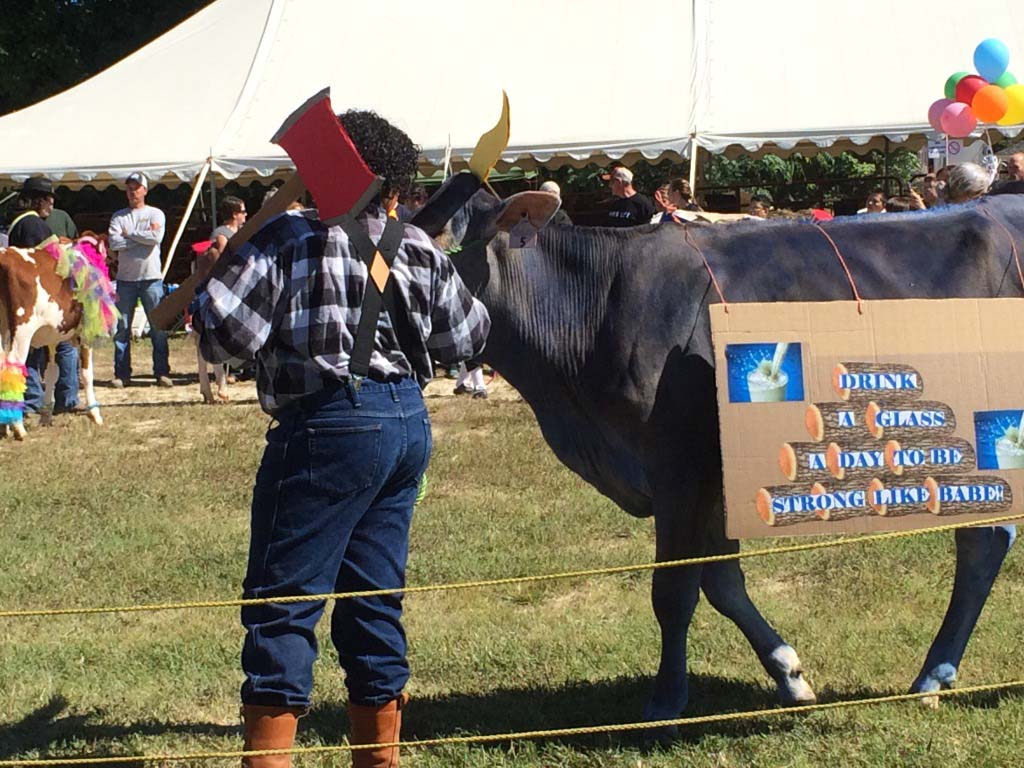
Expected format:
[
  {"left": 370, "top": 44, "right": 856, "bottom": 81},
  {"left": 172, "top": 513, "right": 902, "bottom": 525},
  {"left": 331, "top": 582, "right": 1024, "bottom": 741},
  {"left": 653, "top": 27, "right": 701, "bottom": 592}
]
[{"left": 975, "top": 38, "right": 1010, "bottom": 82}]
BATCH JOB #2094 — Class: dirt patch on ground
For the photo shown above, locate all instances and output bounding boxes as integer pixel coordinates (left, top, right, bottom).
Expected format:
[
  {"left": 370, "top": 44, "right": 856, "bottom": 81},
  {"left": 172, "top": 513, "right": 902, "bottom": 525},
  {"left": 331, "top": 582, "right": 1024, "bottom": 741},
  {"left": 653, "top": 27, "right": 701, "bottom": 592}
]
[{"left": 85, "top": 341, "right": 521, "bottom": 411}]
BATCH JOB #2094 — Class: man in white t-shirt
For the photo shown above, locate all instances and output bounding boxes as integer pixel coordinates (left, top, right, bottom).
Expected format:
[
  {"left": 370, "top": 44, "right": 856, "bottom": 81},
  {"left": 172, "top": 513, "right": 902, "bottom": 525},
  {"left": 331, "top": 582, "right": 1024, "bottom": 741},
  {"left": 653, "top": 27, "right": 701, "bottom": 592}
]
[{"left": 108, "top": 172, "right": 172, "bottom": 387}]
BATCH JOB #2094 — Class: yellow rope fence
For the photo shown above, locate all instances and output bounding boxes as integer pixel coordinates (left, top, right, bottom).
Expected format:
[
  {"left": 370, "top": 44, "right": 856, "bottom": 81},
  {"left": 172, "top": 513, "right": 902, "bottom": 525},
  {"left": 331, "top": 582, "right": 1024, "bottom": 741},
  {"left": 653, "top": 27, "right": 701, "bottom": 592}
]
[
  {"left": 2, "top": 515, "right": 1021, "bottom": 764},
  {"left": 2, "top": 681, "right": 1023, "bottom": 766},
  {"left": 1, "top": 513, "right": 1019, "bottom": 620}
]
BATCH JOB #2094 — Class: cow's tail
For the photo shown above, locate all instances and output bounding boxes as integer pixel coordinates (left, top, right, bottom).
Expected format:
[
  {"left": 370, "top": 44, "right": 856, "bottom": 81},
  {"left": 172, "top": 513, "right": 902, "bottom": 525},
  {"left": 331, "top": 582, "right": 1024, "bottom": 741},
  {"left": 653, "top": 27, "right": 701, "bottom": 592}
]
[{"left": 0, "top": 357, "right": 27, "bottom": 426}]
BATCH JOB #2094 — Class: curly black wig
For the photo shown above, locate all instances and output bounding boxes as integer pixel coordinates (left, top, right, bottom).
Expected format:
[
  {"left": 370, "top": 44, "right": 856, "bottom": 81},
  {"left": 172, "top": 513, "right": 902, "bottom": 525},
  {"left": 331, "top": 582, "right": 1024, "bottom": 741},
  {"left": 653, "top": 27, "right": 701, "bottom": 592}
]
[{"left": 338, "top": 110, "right": 420, "bottom": 203}]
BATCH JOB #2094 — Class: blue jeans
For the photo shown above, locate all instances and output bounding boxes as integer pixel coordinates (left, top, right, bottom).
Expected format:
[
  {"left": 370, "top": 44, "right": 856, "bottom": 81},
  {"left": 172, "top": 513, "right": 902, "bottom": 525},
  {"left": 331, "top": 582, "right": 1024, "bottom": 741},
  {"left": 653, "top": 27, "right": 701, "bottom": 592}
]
[
  {"left": 241, "top": 378, "right": 431, "bottom": 708},
  {"left": 113, "top": 279, "right": 169, "bottom": 381},
  {"left": 25, "top": 342, "right": 79, "bottom": 413}
]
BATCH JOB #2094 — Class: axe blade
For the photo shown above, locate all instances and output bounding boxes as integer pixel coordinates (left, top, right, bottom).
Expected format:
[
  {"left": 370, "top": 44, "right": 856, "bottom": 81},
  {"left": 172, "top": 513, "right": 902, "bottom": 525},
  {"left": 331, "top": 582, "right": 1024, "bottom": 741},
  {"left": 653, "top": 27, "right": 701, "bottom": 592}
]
[{"left": 272, "top": 87, "right": 382, "bottom": 224}]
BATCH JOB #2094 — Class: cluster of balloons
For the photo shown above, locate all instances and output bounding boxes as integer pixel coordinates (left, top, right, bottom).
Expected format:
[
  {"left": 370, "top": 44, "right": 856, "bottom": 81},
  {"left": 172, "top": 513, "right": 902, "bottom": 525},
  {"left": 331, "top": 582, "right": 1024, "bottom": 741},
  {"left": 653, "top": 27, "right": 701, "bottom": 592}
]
[{"left": 928, "top": 39, "right": 1024, "bottom": 137}]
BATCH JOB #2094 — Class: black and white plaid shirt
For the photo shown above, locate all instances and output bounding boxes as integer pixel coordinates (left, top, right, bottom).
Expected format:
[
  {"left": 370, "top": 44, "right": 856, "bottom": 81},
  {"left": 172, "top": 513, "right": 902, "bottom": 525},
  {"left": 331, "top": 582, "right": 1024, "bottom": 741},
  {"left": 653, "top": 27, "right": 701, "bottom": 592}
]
[{"left": 193, "top": 207, "right": 490, "bottom": 415}]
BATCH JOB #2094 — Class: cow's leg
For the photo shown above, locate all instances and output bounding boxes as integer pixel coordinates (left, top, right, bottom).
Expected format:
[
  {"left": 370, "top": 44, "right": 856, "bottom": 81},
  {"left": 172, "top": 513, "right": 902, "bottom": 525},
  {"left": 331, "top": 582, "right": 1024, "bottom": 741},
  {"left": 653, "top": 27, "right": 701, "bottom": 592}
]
[
  {"left": 215, "top": 362, "right": 230, "bottom": 402},
  {"left": 700, "top": 520, "right": 815, "bottom": 704},
  {"left": 911, "top": 525, "right": 1016, "bottom": 706},
  {"left": 79, "top": 345, "right": 102, "bottom": 425},
  {"left": 642, "top": 482, "right": 706, "bottom": 733},
  {"left": 39, "top": 346, "right": 59, "bottom": 427},
  {"left": 196, "top": 334, "right": 214, "bottom": 403}
]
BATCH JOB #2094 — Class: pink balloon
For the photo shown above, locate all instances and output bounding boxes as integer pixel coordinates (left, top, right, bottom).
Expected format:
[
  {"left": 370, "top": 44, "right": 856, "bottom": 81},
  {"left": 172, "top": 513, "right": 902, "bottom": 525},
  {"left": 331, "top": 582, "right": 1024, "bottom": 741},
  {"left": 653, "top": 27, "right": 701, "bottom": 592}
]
[
  {"left": 928, "top": 98, "right": 954, "bottom": 131},
  {"left": 940, "top": 102, "right": 977, "bottom": 137}
]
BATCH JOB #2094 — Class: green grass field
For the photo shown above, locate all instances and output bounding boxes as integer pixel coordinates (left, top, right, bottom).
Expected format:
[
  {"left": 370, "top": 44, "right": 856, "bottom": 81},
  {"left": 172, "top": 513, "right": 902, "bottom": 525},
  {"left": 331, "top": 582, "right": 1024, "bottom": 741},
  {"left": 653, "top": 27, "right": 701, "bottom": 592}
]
[{"left": 2, "top": 339, "right": 1023, "bottom": 767}]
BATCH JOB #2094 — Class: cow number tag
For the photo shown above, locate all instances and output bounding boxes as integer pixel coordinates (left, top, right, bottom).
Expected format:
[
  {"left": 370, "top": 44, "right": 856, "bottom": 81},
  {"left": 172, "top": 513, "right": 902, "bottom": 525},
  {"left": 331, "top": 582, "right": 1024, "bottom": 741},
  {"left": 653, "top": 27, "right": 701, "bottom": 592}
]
[{"left": 510, "top": 216, "right": 538, "bottom": 249}]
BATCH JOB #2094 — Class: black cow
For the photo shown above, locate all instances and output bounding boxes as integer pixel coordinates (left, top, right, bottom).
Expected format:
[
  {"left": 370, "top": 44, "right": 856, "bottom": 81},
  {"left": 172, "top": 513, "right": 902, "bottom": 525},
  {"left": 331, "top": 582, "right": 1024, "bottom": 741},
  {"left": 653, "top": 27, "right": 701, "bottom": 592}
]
[{"left": 414, "top": 181, "right": 1024, "bottom": 724}]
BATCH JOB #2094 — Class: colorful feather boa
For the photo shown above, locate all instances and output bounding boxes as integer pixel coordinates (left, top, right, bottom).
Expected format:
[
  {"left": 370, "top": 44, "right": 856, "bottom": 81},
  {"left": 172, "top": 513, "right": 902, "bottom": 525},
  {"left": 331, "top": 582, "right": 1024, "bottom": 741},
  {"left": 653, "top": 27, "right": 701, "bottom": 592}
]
[
  {"left": 0, "top": 361, "right": 28, "bottom": 426},
  {"left": 45, "top": 238, "right": 119, "bottom": 343}
]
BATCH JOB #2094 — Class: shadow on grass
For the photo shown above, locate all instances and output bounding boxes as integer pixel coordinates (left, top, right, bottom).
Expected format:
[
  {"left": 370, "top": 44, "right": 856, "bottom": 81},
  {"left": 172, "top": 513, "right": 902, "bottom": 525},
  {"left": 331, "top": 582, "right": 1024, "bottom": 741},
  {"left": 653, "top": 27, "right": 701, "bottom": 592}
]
[
  {"left": 6, "top": 678, "right": 1023, "bottom": 762},
  {"left": 371, "top": 674, "right": 800, "bottom": 749},
  {"left": 0, "top": 695, "right": 235, "bottom": 764}
]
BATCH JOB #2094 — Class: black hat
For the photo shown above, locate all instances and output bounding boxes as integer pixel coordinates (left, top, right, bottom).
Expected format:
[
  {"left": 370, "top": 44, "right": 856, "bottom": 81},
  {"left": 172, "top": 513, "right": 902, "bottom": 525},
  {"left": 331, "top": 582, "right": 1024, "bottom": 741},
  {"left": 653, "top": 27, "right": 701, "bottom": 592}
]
[{"left": 21, "top": 176, "right": 54, "bottom": 196}]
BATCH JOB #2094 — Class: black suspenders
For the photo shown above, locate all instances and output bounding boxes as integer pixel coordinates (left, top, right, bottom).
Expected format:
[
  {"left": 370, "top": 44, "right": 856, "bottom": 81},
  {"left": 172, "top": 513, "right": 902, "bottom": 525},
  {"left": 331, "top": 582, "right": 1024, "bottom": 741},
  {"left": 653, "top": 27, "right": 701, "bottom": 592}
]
[{"left": 337, "top": 215, "right": 417, "bottom": 382}]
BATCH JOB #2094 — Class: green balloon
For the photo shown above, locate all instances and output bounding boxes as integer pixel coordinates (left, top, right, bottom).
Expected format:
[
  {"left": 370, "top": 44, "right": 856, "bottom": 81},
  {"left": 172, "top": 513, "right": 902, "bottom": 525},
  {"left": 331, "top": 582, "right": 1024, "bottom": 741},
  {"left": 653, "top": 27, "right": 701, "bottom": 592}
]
[
  {"left": 945, "top": 71, "right": 970, "bottom": 100},
  {"left": 994, "top": 71, "right": 1017, "bottom": 88}
]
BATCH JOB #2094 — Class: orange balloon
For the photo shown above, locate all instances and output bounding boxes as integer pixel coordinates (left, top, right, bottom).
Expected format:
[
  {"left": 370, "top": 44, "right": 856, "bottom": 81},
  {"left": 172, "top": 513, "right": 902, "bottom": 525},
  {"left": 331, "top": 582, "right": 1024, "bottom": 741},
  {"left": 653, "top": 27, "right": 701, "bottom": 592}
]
[{"left": 972, "top": 84, "right": 1009, "bottom": 123}]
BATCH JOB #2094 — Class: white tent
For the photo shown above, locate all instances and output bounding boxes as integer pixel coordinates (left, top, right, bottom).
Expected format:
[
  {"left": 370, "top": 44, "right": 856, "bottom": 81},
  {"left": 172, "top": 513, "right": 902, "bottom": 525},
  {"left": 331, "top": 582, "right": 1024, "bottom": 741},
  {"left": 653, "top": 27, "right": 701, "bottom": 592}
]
[{"left": 1, "top": 0, "right": 1023, "bottom": 187}]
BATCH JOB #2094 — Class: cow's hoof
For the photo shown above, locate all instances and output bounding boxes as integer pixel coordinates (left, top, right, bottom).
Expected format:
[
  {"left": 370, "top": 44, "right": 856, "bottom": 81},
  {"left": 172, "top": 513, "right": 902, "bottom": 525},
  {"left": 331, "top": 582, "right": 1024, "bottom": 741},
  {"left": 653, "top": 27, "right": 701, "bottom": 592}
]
[
  {"left": 13, "top": 423, "right": 27, "bottom": 441},
  {"left": 642, "top": 693, "right": 685, "bottom": 745},
  {"left": 770, "top": 646, "right": 817, "bottom": 705},
  {"left": 217, "top": 390, "right": 231, "bottom": 403},
  {"left": 911, "top": 663, "right": 956, "bottom": 709},
  {"left": 87, "top": 407, "right": 103, "bottom": 426},
  {"left": 641, "top": 723, "right": 679, "bottom": 748},
  {"left": 39, "top": 411, "right": 53, "bottom": 427}
]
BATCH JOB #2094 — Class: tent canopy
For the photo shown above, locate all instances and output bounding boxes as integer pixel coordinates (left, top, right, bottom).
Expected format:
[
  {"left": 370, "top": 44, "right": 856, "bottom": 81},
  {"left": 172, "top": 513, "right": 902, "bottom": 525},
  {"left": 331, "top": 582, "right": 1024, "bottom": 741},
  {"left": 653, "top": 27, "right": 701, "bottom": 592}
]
[{"left": 1, "top": 0, "right": 1022, "bottom": 187}]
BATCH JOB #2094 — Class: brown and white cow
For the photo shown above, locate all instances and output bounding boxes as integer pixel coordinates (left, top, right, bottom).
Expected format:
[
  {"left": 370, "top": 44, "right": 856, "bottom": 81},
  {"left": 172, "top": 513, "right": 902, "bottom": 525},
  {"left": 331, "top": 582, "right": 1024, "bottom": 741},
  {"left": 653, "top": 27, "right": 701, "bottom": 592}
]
[{"left": 0, "top": 235, "right": 111, "bottom": 439}]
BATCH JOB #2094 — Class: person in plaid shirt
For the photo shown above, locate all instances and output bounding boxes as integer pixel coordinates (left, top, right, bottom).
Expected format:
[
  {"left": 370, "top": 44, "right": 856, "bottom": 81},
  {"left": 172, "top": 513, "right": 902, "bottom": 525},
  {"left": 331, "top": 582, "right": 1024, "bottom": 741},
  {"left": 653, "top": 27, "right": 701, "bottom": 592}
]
[{"left": 192, "top": 111, "right": 489, "bottom": 768}]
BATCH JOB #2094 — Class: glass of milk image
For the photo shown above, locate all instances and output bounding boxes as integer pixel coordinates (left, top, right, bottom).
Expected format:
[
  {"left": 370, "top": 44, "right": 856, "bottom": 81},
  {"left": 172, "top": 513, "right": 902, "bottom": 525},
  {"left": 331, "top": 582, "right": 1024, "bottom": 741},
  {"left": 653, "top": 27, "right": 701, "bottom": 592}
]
[
  {"left": 725, "top": 341, "right": 804, "bottom": 403},
  {"left": 996, "top": 424, "right": 1024, "bottom": 469},
  {"left": 746, "top": 343, "right": 789, "bottom": 402}
]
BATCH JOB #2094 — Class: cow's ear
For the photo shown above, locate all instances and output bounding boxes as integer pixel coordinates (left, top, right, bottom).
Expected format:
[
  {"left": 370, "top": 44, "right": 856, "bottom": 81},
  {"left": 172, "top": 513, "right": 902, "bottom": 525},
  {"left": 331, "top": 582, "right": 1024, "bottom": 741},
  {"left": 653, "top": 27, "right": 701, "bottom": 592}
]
[
  {"left": 495, "top": 192, "right": 560, "bottom": 232},
  {"left": 409, "top": 172, "right": 482, "bottom": 237}
]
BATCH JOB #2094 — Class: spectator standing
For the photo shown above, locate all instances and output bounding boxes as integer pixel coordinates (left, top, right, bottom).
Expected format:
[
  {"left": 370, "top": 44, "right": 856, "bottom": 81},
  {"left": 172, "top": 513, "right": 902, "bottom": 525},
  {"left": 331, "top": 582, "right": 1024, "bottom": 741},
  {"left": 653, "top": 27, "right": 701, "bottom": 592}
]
[
  {"left": 397, "top": 184, "right": 428, "bottom": 222},
  {"left": 454, "top": 360, "right": 488, "bottom": 398},
  {"left": 46, "top": 203, "right": 79, "bottom": 239},
  {"left": 211, "top": 195, "right": 247, "bottom": 250},
  {"left": 192, "top": 110, "right": 490, "bottom": 768},
  {"left": 748, "top": 198, "right": 770, "bottom": 218},
  {"left": 651, "top": 179, "right": 677, "bottom": 223},
  {"left": 108, "top": 172, "right": 171, "bottom": 388},
  {"left": 8, "top": 177, "right": 82, "bottom": 415},
  {"left": 605, "top": 166, "right": 655, "bottom": 227},
  {"left": 7, "top": 177, "right": 57, "bottom": 248},
  {"left": 919, "top": 174, "right": 942, "bottom": 207},
  {"left": 539, "top": 180, "right": 573, "bottom": 226},
  {"left": 858, "top": 191, "right": 886, "bottom": 214},
  {"left": 884, "top": 194, "right": 926, "bottom": 212},
  {"left": 205, "top": 196, "right": 251, "bottom": 385},
  {"left": 668, "top": 179, "right": 701, "bottom": 212},
  {"left": 945, "top": 162, "right": 991, "bottom": 204},
  {"left": 1005, "top": 152, "right": 1024, "bottom": 182}
]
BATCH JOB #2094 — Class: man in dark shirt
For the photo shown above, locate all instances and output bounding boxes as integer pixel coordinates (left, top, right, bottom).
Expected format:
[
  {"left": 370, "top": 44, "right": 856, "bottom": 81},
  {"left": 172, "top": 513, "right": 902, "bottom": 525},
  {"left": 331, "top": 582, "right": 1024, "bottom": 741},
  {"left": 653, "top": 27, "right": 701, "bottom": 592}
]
[
  {"left": 7, "top": 177, "right": 57, "bottom": 249},
  {"left": 7, "top": 177, "right": 82, "bottom": 416},
  {"left": 193, "top": 110, "right": 489, "bottom": 768},
  {"left": 605, "top": 166, "right": 655, "bottom": 227}
]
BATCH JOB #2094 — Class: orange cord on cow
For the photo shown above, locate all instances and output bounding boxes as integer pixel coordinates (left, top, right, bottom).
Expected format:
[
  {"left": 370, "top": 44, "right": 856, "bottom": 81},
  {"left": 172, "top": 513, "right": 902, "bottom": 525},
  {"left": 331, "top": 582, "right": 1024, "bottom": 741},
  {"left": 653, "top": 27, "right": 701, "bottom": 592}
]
[{"left": 675, "top": 218, "right": 730, "bottom": 312}]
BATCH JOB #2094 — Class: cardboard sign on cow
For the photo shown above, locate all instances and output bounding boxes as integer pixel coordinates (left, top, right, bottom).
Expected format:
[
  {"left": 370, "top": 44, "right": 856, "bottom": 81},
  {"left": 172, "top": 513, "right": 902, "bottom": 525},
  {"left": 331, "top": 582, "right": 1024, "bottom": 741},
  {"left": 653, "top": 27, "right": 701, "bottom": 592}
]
[{"left": 712, "top": 299, "right": 1024, "bottom": 539}]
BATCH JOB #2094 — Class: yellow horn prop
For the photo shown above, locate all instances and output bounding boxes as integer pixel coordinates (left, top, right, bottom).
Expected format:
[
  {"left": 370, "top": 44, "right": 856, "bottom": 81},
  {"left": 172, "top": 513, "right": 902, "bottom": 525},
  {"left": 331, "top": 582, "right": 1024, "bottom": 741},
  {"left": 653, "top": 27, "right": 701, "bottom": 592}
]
[{"left": 468, "top": 90, "right": 510, "bottom": 182}]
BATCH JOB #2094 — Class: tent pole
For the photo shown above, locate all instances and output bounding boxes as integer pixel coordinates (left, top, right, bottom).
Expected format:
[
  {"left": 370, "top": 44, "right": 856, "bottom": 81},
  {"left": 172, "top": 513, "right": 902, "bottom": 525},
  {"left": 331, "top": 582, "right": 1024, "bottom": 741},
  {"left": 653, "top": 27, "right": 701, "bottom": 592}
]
[
  {"left": 161, "top": 159, "right": 211, "bottom": 280},
  {"left": 210, "top": 175, "right": 218, "bottom": 228},
  {"left": 883, "top": 137, "right": 890, "bottom": 195},
  {"left": 688, "top": 136, "right": 699, "bottom": 193}
]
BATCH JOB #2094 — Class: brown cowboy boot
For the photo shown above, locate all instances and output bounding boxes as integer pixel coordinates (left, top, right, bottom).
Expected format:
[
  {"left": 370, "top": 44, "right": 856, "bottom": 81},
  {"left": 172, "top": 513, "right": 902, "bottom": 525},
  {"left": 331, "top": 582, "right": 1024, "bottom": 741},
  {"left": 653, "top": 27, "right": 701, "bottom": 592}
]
[
  {"left": 347, "top": 693, "right": 409, "bottom": 768},
  {"left": 241, "top": 704, "right": 302, "bottom": 768}
]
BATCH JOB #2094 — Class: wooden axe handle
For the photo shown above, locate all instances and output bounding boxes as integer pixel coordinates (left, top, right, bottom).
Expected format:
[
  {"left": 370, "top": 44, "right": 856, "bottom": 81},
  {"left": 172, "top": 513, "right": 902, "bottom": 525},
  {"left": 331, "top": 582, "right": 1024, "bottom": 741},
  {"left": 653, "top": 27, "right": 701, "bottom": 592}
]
[{"left": 148, "top": 172, "right": 306, "bottom": 331}]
